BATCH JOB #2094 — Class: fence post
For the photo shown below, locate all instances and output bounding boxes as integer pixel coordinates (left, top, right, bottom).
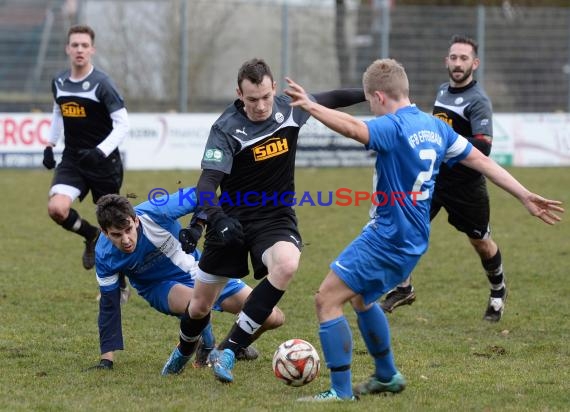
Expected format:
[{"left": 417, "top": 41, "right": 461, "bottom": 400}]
[
  {"left": 380, "top": 0, "right": 390, "bottom": 58},
  {"left": 179, "top": 0, "right": 188, "bottom": 112},
  {"left": 280, "top": 1, "right": 289, "bottom": 92},
  {"left": 476, "top": 4, "right": 485, "bottom": 88},
  {"left": 30, "top": 7, "right": 54, "bottom": 94},
  {"left": 567, "top": 10, "right": 570, "bottom": 112},
  {"left": 373, "top": 0, "right": 390, "bottom": 59}
]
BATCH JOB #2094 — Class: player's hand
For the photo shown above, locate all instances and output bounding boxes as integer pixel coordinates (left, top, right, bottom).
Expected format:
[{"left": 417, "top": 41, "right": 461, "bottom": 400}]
[
  {"left": 179, "top": 210, "right": 207, "bottom": 253},
  {"left": 179, "top": 225, "right": 203, "bottom": 253},
  {"left": 524, "top": 193, "right": 564, "bottom": 225},
  {"left": 208, "top": 213, "right": 245, "bottom": 247},
  {"left": 84, "top": 359, "right": 113, "bottom": 371},
  {"left": 284, "top": 77, "right": 313, "bottom": 111},
  {"left": 78, "top": 148, "right": 106, "bottom": 169},
  {"left": 42, "top": 146, "right": 56, "bottom": 169}
]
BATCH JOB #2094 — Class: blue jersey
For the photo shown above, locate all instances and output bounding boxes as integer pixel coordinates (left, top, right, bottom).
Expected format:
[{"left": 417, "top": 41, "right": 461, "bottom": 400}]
[
  {"left": 364, "top": 105, "right": 472, "bottom": 255},
  {"left": 95, "top": 188, "right": 208, "bottom": 354},
  {"left": 332, "top": 105, "right": 472, "bottom": 304},
  {"left": 96, "top": 187, "right": 199, "bottom": 294}
]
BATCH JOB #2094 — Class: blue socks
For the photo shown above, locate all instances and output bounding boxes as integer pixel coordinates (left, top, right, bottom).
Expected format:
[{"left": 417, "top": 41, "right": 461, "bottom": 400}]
[
  {"left": 319, "top": 316, "right": 353, "bottom": 398},
  {"left": 356, "top": 303, "right": 397, "bottom": 382},
  {"left": 319, "top": 303, "right": 398, "bottom": 398}
]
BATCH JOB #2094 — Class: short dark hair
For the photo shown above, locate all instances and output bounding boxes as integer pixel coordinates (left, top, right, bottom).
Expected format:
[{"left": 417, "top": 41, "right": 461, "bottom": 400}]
[
  {"left": 96, "top": 194, "right": 136, "bottom": 231},
  {"left": 237, "top": 58, "right": 274, "bottom": 91},
  {"left": 67, "top": 24, "right": 95, "bottom": 44},
  {"left": 450, "top": 34, "right": 478, "bottom": 56}
]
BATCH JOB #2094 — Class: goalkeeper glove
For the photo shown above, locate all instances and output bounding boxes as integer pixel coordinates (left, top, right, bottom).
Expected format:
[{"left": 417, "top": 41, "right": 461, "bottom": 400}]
[{"left": 42, "top": 146, "right": 56, "bottom": 169}]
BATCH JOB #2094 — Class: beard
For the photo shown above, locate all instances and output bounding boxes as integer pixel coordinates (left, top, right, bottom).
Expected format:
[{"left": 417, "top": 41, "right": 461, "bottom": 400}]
[{"left": 448, "top": 66, "right": 473, "bottom": 85}]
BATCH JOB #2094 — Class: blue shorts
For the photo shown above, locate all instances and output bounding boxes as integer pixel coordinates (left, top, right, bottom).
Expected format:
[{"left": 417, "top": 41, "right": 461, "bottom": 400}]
[
  {"left": 330, "top": 223, "right": 421, "bottom": 305},
  {"left": 140, "top": 277, "right": 246, "bottom": 316}
]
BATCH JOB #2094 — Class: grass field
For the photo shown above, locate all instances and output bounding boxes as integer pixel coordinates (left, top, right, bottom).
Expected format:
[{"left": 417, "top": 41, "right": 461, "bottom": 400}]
[{"left": 1, "top": 167, "right": 568, "bottom": 411}]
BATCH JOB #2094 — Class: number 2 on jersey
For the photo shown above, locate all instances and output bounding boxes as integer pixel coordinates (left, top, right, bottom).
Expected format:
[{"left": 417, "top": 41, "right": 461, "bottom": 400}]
[{"left": 411, "top": 149, "right": 436, "bottom": 201}]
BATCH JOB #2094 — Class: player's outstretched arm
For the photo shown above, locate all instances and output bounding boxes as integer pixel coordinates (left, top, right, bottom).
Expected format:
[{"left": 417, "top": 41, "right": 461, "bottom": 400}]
[
  {"left": 284, "top": 77, "right": 370, "bottom": 144},
  {"left": 312, "top": 88, "right": 365, "bottom": 109},
  {"left": 460, "top": 149, "right": 564, "bottom": 225}
]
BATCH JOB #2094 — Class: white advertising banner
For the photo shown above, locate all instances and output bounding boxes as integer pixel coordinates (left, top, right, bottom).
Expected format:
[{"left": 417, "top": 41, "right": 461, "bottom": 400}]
[
  {"left": 1, "top": 112, "right": 570, "bottom": 169},
  {"left": 0, "top": 113, "right": 215, "bottom": 169},
  {"left": 122, "top": 113, "right": 215, "bottom": 169},
  {"left": 494, "top": 113, "right": 570, "bottom": 167},
  {"left": 0, "top": 113, "right": 52, "bottom": 168}
]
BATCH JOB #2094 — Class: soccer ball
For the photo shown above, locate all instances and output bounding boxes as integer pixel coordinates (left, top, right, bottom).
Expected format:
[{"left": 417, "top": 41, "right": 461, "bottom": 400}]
[{"left": 272, "top": 338, "right": 320, "bottom": 386}]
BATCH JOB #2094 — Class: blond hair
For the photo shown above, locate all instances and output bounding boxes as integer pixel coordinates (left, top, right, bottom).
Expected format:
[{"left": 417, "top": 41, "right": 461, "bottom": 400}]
[{"left": 362, "top": 59, "right": 409, "bottom": 100}]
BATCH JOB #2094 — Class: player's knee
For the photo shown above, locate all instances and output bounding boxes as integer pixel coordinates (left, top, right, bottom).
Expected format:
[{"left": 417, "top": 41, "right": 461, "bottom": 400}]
[
  {"left": 191, "top": 307, "right": 211, "bottom": 318},
  {"left": 47, "top": 203, "right": 68, "bottom": 223},
  {"left": 47, "top": 195, "right": 73, "bottom": 222},
  {"left": 188, "top": 301, "right": 212, "bottom": 319},
  {"left": 272, "top": 258, "right": 298, "bottom": 282},
  {"left": 470, "top": 237, "right": 497, "bottom": 259}
]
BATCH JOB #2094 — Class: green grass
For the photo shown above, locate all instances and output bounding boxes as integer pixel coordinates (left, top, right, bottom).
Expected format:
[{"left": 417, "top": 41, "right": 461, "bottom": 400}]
[{"left": 0, "top": 167, "right": 568, "bottom": 411}]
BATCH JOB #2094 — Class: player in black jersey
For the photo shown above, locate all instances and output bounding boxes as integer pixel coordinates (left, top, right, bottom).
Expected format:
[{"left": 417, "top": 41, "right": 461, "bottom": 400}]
[
  {"left": 381, "top": 35, "right": 507, "bottom": 322},
  {"left": 169, "top": 58, "right": 365, "bottom": 383},
  {"left": 43, "top": 25, "right": 130, "bottom": 280}
]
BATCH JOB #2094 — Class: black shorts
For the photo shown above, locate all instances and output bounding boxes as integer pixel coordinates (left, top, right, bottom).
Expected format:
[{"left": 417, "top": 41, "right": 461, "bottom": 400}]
[
  {"left": 431, "top": 177, "right": 491, "bottom": 239},
  {"left": 198, "top": 214, "right": 302, "bottom": 280},
  {"left": 51, "top": 150, "right": 123, "bottom": 203}
]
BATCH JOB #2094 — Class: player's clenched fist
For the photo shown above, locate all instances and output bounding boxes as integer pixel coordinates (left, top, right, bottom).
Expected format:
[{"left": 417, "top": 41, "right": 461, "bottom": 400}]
[{"left": 208, "top": 213, "right": 245, "bottom": 247}]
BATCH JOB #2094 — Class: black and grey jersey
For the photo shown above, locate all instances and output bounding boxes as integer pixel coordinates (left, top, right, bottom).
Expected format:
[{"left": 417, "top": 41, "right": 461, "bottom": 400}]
[
  {"left": 433, "top": 80, "right": 493, "bottom": 185},
  {"left": 51, "top": 67, "right": 125, "bottom": 154},
  {"left": 201, "top": 94, "right": 313, "bottom": 221}
]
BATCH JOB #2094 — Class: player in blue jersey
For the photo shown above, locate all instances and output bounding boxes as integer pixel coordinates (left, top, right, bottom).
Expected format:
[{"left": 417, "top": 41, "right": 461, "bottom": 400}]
[
  {"left": 43, "top": 25, "right": 129, "bottom": 273},
  {"left": 87, "top": 188, "right": 284, "bottom": 373},
  {"left": 284, "top": 59, "right": 563, "bottom": 401},
  {"left": 177, "top": 58, "right": 366, "bottom": 384}
]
